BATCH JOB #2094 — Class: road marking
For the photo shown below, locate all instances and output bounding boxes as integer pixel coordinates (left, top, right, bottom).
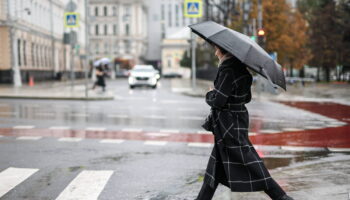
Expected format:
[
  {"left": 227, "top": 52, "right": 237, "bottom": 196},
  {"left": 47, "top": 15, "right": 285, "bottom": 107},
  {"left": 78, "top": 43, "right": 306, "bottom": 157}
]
[
  {"left": 144, "top": 141, "right": 167, "bottom": 146},
  {"left": 281, "top": 146, "right": 327, "bottom": 151},
  {"left": 143, "top": 115, "right": 166, "bottom": 119},
  {"left": 259, "top": 129, "right": 280, "bottom": 134},
  {"left": 282, "top": 128, "right": 303, "bottom": 132},
  {"left": 327, "top": 148, "right": 350, "bottom": 152},
  {"left": 49, "top": 126, "right": 70, "bottom": 130},
  {"left": 13, "top": 125, "right": 35, "bottom": 129},
  {"left": 329, "top": 121, "right": 347, "bottom": 125},
  {"left": 197, "top": 131, "right": 211, "bottom": 134},
  {"left": 304, "top": 126, "right": 322, "bottom": 130},
  {"left": 16, "top": 136, "right": 42, "bottom": 140},
  {"left": 86, "top": 127, "right": 106, "bottom": 131},
  {"left": 99, "top": 139, "right": 125, "bottom": 144},
  {"left": 188, "top": 143, "right": 212, "bottom": 148},
  {"left": 58, "top": 137, "right": 83, "bottom": 142},
  {"left": 0, "top": 167, "right": 39, "bottom": 198},
  {"left": 160, "top": 129, "right": 180, "bottom": 133},
  {"left": 248, "top": 132, "right": 257, "bottom": 136},
  {"left": 55, "top": 170, "right": 113, "bottom": 200},
  {"left": 146, "top": 133, "right": 170, "bottom": 137},
  {"left": 107, "top": 114, "right": 129, "bottom": 119},
  {"left": 180, "top": 116, "right": 203, "bottom": 120},
  {"left": 122, "top": 128, "right": 142, "bottom": 132},
  {"left": 325, "top": 124, "right": 341, "bottom": 128}
]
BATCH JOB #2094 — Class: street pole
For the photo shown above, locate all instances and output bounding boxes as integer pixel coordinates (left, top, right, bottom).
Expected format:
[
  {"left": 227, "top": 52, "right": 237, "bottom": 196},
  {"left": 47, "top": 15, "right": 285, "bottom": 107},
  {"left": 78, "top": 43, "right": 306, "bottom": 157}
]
[
  {"left": 7, "top": 0, "right": 22, "bottom": 87},
  {"left": 258, "top": 0, "right": 263, "bottom": 29},
  {"left": 50, "top": 0, "right": 56, "bottom": 78},
  {"left": 191, "top": 32, "right": 196, "bottom": 90},
  {"left": 84, "top": 0, "right": 90, "bottom": 98}
]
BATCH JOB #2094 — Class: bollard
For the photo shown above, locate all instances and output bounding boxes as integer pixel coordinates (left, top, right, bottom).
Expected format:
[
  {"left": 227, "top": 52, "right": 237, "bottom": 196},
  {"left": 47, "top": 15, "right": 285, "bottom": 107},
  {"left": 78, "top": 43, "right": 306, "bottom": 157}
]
[{"left": 28, "top": 76, "right": 35, "bottom": 87}]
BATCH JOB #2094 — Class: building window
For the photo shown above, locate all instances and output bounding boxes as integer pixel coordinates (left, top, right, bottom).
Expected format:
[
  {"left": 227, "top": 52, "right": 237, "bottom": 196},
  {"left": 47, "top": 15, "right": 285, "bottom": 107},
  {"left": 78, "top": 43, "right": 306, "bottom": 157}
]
[
  {"left": 104, "top": 42, "right": 108, "bottom": 54},
  {"left": 23, "top": 41, "right": 27, "bottom": 66},
  {"left": 175, "top": 4, "right": 179, "bottom": 27},
  {"left": 104, "top": 24, "right": 108, "bottom": 35},
  {"left": 36, "top": 45, "right": 40, "bottom": 67},
  {"left": 95, "top": 6, "right": 98, "bottom": 16},
  {"left": 113, "top": 24, "right": 118, "bottom": 35},
  {"left": 168, "top": 4, "right": 172, "bottom": 27},
  {"left": 32, "top": 43, "right": 35, "bottom": 67},
  {"left": 125, "top": 24, "right": 129, "bottom": 36},
  {"left": 124, "top": 40, "right": 131, "bottom": 54},
  {"left": 114, "top": 42, "right": 118, "bottom": 54},
  {"left": 95, "top": 24, "right": 99, "bottom": 35},
  {"left": 95, "top": 43, "right": 99, "bottom": 54},
  {"left": 104, "top": 6, "right": 107, "bottom": 16},
  {"left": 161, "top": 4, "right": 165, "bottom": 21},
  {"left": 17, "top": 39, "right": 21, "bottom": 67},
  {"left": 113, "top": 6, "right": 117, "bottom": 16}
]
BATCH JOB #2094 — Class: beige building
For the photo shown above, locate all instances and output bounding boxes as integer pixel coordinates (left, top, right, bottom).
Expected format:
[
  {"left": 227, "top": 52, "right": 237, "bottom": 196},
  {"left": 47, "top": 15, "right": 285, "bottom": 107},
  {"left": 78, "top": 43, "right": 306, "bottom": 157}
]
[
  {"left": 0, "top": 0, "right": 87, "bottom": 85},
  {"left": 89, "top": 0, "right": 148, "bottom": 69},
  {"left": 161, "top": 27, "right": 191, "bottom": 78}
]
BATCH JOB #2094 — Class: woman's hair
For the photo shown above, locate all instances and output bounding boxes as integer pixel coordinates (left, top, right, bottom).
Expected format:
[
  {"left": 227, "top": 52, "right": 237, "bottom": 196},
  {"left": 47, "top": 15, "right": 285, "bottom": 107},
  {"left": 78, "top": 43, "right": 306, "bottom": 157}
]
[{"left": 212, "top": 44, "right": 228, "bottom": 55}]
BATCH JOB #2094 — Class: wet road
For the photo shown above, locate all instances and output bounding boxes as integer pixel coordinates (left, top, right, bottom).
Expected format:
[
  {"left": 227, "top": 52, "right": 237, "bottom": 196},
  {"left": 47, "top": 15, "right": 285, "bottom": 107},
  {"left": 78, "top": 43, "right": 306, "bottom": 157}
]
[{"left": 0, "top": 78, "right": 349, "bottom": 199}]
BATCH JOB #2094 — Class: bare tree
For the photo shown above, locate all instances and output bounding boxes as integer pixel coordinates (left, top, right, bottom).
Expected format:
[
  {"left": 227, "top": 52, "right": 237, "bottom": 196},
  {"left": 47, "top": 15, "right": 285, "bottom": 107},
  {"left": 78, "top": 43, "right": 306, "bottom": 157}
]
[{"left": 205, "top": 0, "right": 239, "bottom": 26}]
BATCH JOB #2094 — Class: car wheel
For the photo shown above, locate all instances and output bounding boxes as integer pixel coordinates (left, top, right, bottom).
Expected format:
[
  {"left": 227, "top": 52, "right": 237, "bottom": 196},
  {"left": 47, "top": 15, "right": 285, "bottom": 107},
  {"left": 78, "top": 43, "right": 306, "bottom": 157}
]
[
  {"left": 130, "top": 85, "right": 134, "bottom": 89},
  {"left": 152, "top": 85, "right": 157, "bottom": 89}
]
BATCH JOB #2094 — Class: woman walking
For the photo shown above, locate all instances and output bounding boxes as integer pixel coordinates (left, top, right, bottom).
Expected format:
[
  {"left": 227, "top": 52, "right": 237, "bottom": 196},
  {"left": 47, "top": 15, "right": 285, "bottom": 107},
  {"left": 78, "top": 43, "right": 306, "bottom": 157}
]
[{"left": 196, "top": 45, "right": 293, "bottom": 200}]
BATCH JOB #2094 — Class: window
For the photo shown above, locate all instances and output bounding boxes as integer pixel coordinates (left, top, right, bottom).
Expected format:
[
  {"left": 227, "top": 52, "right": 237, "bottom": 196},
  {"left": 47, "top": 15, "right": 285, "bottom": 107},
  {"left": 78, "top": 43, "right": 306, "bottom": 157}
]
[
  {"left": 114, "top": 42, "right": 118, "bottom": 54},
  {"left": 104, "top": 6, "right": 107, "bottom": 16},
  {"left": 23, "top": 41, "right": 27, "bottom": 66},
  {"left": 95, "top": 6, "right": 98, "bottom": 16},
  {"left": 17, "top": 39, "right": 21, "bottom": 67},
  {"left": 32, "top": 43, "right": 35, "bottom": 67},
  {"left": 168, "top": 4, "right": 172, "bottom": 27},
  {"left": 95, "top": 43, "right": 99, "bottom": 54},
  {"left": 124, "top": 40, "right": 131, "bottom": 54},
  {"left": 161, "top": 4, "right": 165, "bottom": 21},
  {"left": 113, "top": 6, "right": 117, "bottom": 16},
  {"left": 113, "top": 24, "right": 118, "bottom": 35},
  {"left": 95, "top": 24, "right": 99, "bottom": 35},
  {"left": 125, "top": 24, "right": 129, "bottom": 36},
  {"left": 175, "top": 4, "right": 179, "bottom": 27},
  {"left": 104, "top": 42, "right": 108, "bottom": 54},
  {"left": 104, "top": 24, "right": 108, "bottom": 35},
  {"left": 36, "top": 45, "right": 39, "bottom": 67}
]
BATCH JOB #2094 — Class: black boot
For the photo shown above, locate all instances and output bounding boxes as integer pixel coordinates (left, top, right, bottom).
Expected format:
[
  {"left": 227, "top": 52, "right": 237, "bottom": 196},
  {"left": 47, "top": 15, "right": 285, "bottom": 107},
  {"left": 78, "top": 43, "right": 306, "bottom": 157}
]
[{"left": 277, "top": 194, "right": 294, "bottom": 200}]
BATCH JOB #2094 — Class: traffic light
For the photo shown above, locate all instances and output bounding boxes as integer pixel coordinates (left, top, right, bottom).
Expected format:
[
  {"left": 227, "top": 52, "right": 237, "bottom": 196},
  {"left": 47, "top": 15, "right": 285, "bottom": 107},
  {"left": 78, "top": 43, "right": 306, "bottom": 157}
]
[{"left": 257, "top": 28, "right": 265, "bottom": 48}]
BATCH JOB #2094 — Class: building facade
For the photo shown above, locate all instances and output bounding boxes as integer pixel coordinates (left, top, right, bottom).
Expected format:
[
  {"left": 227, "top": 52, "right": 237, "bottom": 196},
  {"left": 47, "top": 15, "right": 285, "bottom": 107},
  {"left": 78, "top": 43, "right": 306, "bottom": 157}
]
[
  {"left": 146, "top": 0, "right": 201, "bottom": 69},
  {"left": 88, "top": 0, "right": 147, "bottom": 69},
  {"left": 0, "top": 0, "right": 87, "bottom": 84}
]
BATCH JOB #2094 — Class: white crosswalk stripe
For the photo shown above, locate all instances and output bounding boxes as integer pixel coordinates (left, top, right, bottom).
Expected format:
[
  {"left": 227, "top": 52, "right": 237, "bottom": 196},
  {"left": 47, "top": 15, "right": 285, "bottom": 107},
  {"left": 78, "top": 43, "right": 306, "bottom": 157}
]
[
  {"left": 58, "top": 137, "right": 83, "bottom": 142},
  {"left": 86, "top": 127, "right": 106, "bottom": 131},
  {"left": 16, "top": 136, "right": 42, "bottom": 140},
  {"left": 0, "top": 167, "right": 39, "bottom": 198},
  {"left": 188, "top": 143, "right": 212, "bottom": 148},
  {"left": 55, "top": 170, "right": 113, "bottom": 200},
  {"left": 144, "top": 141, "right": 168, "bottom": 146},
  {"left": 13, "top": 125, "right": 35, "bottom": 129},
  {"left": 49, "top": 126, "right": 70, "bottom": 130},
  {"left": 99, "top": 139, "right": 125, "bottom": 144}
]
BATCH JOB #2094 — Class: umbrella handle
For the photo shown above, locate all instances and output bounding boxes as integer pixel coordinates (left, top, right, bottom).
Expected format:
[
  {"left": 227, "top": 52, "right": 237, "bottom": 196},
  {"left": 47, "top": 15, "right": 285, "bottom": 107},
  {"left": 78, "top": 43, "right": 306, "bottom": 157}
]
[{"left": 261, "top": 67, "right": 278, "bottom": 90}]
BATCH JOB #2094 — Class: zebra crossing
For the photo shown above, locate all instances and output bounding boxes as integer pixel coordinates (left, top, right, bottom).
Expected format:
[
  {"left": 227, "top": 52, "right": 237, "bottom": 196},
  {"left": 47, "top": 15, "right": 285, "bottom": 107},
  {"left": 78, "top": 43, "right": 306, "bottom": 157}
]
[{"left": 0, "top": 167, "right": 113, "bottom": 200}]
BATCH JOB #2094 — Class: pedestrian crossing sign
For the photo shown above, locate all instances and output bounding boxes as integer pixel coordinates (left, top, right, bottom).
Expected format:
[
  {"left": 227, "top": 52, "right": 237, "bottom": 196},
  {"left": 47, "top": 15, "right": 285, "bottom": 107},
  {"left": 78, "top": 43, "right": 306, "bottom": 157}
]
[
  {"left": 64, "top": 12, "right": 79, "bottom": 28},
  {"left": 184, "top": 0, "right": 202, "bottom": 18}
]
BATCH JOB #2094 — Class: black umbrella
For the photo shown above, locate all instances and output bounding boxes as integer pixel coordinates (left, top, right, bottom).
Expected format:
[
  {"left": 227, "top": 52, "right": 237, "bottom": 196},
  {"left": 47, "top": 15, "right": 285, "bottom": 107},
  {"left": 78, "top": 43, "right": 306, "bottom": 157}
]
[{"left": 189, "top": 21, "right": 286, "bottom": 91}]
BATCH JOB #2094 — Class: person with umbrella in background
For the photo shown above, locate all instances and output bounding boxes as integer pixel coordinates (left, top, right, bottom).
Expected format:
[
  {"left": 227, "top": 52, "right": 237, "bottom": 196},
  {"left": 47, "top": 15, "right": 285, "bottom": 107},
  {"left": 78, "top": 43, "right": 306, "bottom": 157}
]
[{"left": 189, "top": 21, "right": 293, "bottom": 200}]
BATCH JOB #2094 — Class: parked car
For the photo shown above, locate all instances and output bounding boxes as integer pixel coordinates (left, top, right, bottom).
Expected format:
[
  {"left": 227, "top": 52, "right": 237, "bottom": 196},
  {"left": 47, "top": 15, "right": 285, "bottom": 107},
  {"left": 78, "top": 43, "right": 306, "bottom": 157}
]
[{"left": 128, "top": 65, "right": 159, "bottom": 89}]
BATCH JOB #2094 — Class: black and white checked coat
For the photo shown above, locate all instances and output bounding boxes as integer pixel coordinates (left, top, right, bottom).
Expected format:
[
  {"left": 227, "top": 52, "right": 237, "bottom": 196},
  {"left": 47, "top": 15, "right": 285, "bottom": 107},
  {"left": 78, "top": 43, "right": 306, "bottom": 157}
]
[{"left": 202, "top": 56, "right": 273, "bottom": 192}]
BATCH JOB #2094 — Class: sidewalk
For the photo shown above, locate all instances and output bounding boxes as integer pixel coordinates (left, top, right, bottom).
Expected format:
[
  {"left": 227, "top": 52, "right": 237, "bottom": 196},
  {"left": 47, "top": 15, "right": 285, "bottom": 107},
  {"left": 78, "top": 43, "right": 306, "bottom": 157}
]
[
  {"left": 0, "top": 80, "right": 114, "bottom": 100},
  {"left": 172, "top": 78, "right": 350, "bottom": 104}
]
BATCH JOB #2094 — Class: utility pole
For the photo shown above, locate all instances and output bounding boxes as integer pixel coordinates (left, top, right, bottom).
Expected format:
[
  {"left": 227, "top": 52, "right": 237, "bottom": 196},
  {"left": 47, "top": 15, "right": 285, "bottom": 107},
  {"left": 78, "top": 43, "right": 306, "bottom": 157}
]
[
  {"left": 191, "top": 32, "right": 196, "bottom": 90},
  {"left": 84, "top": 0, "right": 90, "bottom": 98},
  {"left": 258, "top": 0, "right": 263, "bottom": 29},
  {"left": 50, "top": 0, "right": 56, "bottom": 78}
]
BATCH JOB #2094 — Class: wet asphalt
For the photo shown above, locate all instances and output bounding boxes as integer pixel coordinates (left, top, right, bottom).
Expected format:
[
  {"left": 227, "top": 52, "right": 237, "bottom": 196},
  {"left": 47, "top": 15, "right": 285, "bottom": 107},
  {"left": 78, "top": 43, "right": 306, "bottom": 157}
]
[{"left": 0, "top": 78, "right": 349, "bottom": 200}]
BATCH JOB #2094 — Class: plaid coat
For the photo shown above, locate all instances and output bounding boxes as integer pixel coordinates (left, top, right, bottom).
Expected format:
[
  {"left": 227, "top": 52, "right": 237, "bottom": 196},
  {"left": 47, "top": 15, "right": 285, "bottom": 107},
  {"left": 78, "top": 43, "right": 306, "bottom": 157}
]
[{"left": 202, "top": 56, "right": 273, "bottom": 192}]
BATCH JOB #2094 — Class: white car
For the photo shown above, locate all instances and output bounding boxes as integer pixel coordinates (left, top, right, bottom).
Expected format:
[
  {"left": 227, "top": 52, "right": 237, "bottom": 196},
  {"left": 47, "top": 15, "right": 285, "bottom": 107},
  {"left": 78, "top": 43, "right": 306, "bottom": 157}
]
[{"left": 128, "top": 65, "right": 160, "bottom": 89}]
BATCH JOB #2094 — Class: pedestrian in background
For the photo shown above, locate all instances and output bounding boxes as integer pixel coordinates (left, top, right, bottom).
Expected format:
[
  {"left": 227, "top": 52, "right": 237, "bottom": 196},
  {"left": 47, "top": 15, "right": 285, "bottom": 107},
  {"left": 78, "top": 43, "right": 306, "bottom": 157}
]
[
  {"left": 92, "top": 65, "right": 106, "bottom": 92},
  {"left": 196, "top": 45, "right": 293, "bottom": 200}
]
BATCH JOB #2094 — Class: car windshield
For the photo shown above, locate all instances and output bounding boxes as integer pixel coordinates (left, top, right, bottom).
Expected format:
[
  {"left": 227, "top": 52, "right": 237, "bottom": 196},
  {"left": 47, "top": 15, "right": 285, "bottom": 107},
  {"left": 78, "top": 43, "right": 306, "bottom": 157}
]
[{"left": 132, "top": 68, "right": 154, "bottom": 72}]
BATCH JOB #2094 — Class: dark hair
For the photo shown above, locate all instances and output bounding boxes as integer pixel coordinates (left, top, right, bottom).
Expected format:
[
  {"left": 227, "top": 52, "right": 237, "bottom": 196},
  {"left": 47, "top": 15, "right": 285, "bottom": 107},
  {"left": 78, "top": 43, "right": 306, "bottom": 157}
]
[{"left": 217, "top": 46, "right": 228, "bottom": 55}]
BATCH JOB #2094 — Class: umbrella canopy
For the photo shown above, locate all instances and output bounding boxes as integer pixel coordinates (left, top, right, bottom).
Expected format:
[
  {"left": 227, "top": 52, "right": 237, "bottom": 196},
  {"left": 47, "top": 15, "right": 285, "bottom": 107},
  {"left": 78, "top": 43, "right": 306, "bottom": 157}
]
[
  {"left": 93, "top": 57, "right": 111, "bottom": 67},
  {"left": 189, "top": 21, "right": 286, "bottom": 90}
]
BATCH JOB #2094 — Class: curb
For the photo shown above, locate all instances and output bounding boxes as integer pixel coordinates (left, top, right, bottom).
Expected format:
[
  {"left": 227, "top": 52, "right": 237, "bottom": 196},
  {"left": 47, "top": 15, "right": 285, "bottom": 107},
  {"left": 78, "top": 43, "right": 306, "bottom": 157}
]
[{"left": 0, "top": 95, "right": 114, "bottom": 101}]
